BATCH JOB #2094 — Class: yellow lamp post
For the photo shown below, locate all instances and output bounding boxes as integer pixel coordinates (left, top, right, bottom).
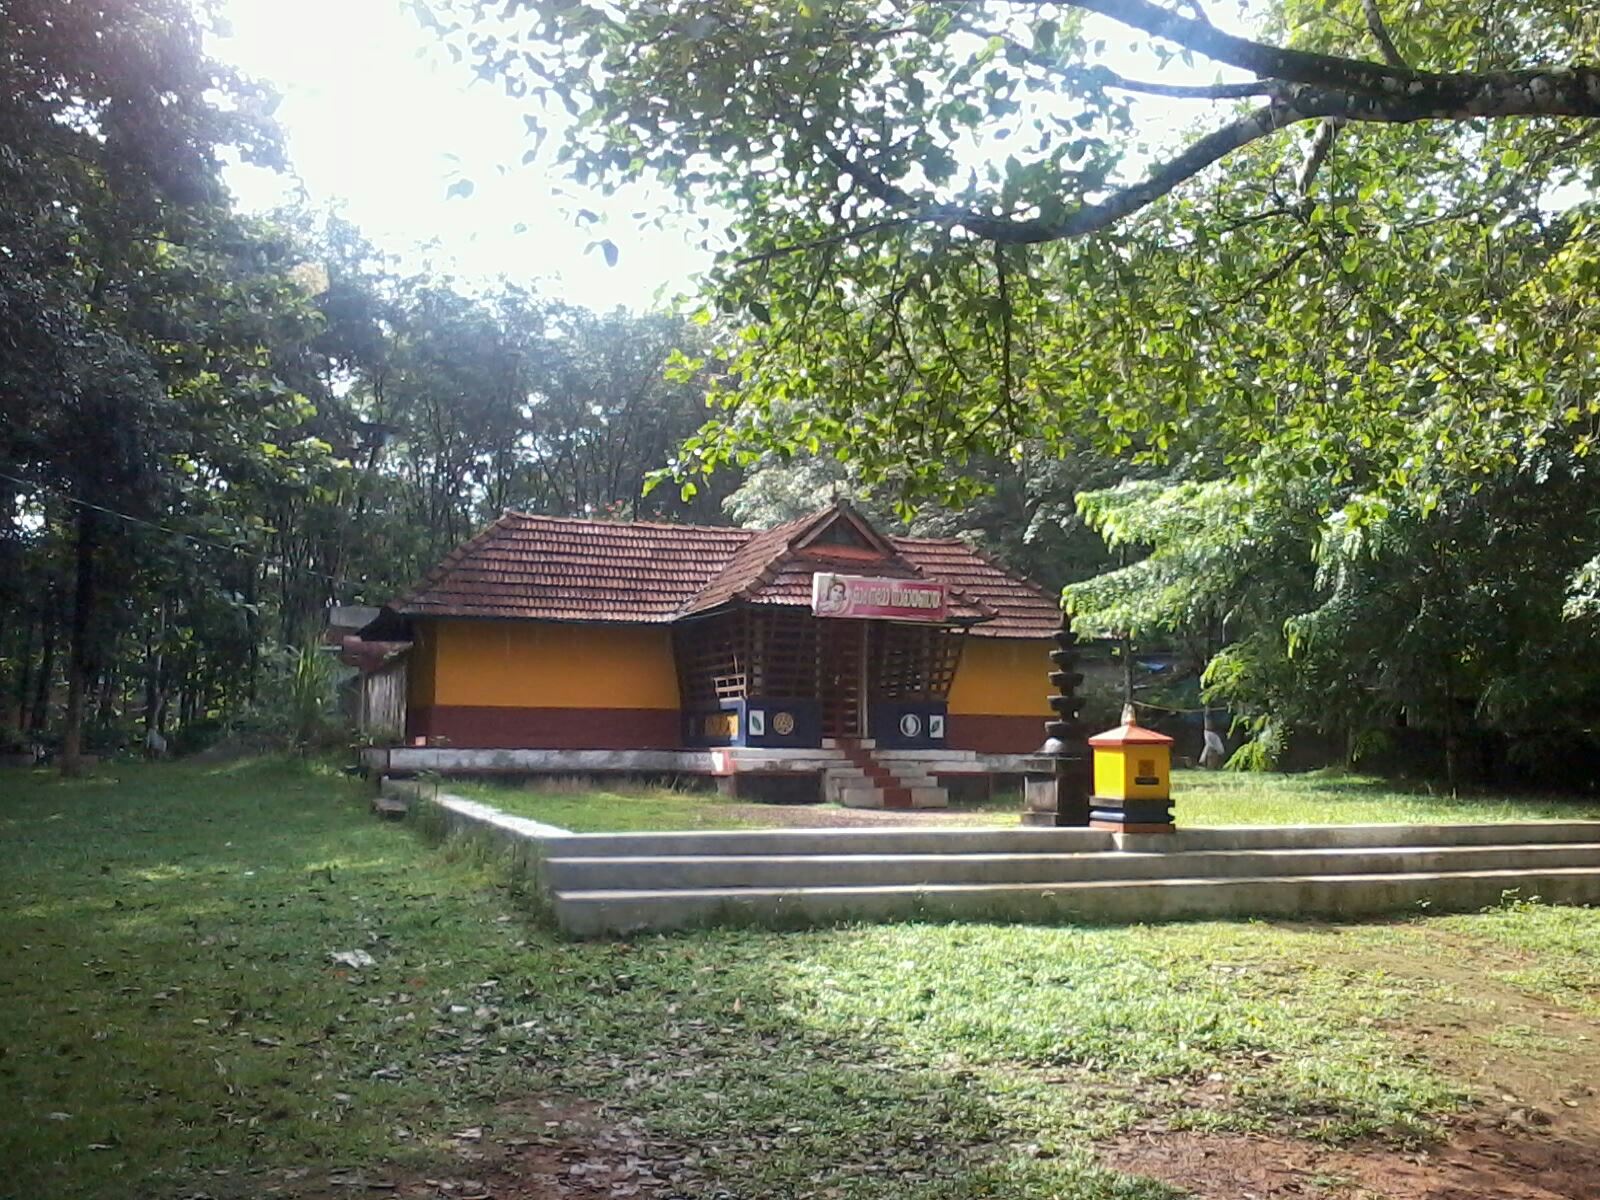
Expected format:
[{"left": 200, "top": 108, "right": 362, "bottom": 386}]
[{"left": 1087, "top": 708, "right": 1175, "bottom": 833}]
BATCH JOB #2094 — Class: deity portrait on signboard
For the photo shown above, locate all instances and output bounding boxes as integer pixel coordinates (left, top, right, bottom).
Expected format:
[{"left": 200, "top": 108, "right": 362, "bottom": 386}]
[{"left": 814, "top": 575, "right": 850, "bottom": 616}]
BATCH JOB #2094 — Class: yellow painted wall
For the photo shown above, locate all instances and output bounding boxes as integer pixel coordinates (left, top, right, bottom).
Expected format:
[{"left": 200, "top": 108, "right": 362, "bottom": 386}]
[
  {"left": 406, "top": 624, "right": 438, "bottom": 711},
  {"left": 947, "top": 637, "right": 1054, "bottom": 716},
  {"left": 415, "top": 619, "right": 680, "bottom": 710}
]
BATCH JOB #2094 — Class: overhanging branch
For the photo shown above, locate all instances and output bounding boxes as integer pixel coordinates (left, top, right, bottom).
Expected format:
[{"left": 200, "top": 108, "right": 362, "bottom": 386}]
[
  {"left": 1360, "top": 0, "right": 1408, "bottom": 70},
  {"left": 931, "top": 101, "right": 1297, "bottom": 244},
  {"left": 749, "top": 1, "right": 1600, "bottom": 259},
  {"left": 910, "top": 67, "right": 1600, "bottom": 246},
  {"left": 967, "top": 24, "right": 1279, "bottom": 100},
  {"left": 1037, "top": 0, "right": 1420, "bottom": 94}
]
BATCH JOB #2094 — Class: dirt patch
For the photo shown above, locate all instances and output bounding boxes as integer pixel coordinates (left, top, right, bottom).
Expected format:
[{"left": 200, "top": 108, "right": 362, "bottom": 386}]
[
  {"left": 1104, "top": 1124, "right": 1600, "bottom": 1199},
  {"left": 268, "top": 1099, "right": 691, "bottom": 1200},
  {"left": 1339, "top": 933, "right": 1600, "bottom": 1147},
  {"left": 1106, "top": 928, "right": 1600, "bottom": 1199}
]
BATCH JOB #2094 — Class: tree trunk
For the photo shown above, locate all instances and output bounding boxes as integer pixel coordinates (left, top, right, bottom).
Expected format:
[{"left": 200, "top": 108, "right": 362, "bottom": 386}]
[
  {"left": 61, "top": 509, "right": 98, "bottom": 776},
  {"left": 31, "top": 614, "right": 55, "bottom": 736},
  {"left": 94, "top": 668, "right": 116, "bottom": 732},
  {"left": 144, "top": 602, "right": 166, "bottom": 735},
  {"left": 14, "top": 614, "right": 34, "bottom": 732},
  {"left": 246, "top": 568, "right": 261, "bottom": 705},
  {"left": 1441, "top": 672, "right": 1459, "bottom": 799},
  {"left": 1121, "top": 634, "right": 1134, "bottom": 710}
]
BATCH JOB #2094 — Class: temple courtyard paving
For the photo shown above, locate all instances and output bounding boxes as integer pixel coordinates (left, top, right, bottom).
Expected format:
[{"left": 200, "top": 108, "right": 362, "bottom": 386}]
[{"left": 5, "top": 758, "right": 1600, "bottom": 1199}]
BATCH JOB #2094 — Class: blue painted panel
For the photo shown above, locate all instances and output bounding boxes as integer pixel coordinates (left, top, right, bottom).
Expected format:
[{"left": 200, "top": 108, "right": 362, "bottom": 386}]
[
  {"left": 742, "top": 697, "right": 822, "bottom": 748},
  {"left": 870, "top": 702, "right": 950, "bottom": 749}
]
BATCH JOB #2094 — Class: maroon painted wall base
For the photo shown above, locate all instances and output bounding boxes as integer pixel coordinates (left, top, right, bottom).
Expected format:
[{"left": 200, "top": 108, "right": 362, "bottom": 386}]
[
  {"left": 945, "top": 714, "right": 1048, "bottom": 755},
  {"left": 407, "top": 706, "right": 680, "bottom": 750},
  {"left": 404, "top": 706, "right": 1045, "bottom": 755}
]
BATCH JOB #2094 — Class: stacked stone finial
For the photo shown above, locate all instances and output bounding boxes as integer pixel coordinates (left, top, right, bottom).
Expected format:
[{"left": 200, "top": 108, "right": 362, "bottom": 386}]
[
  {"left": 1022, "top": 614, "right": 1093, "bottom": 826},
  {"left": 1044, "top": 617, "right": 1087, "bottom": 751}
]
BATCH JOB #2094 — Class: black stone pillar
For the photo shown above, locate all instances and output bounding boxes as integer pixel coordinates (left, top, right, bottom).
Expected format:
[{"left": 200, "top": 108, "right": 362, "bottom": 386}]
[{"left": 1022, "top": 616, "right": 1092, "bottom": 827}]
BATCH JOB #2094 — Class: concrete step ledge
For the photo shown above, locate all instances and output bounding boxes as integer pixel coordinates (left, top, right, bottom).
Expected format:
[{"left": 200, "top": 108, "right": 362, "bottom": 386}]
[
  {"left": 553, "top": 866, "right": 1600, "bottom": 936},
  {"left": 543, "top": 842, "right": 1600, "bottom": 892},
  {"left": 549, "top": 826, "right": 1118, "bottom": 858},
  {"left": 1168, "top": 822, "right": 1600, "bottom": 850},
  {"left": 536, "top": 821, "right": 1600, "bottom": 860}
]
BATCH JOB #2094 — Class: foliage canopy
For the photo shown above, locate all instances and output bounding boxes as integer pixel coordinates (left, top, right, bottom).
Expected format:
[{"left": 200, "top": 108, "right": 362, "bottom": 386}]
[{"left": 444, "top": 0, "right": 1599, "bottom": 509}]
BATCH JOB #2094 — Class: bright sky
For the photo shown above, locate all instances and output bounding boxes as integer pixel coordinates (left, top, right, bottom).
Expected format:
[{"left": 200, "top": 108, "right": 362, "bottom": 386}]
[
  {"left": 211, "top": 0, "right": 707, "bottom": 311},
  {"left": 210, "top": 0, "right": 1259, "bottom": 314}
]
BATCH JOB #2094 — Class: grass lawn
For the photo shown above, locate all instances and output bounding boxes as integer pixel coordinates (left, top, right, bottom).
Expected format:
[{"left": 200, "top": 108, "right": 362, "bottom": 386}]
[
  {"left": 457, "top": 778, "right": 1025, "bottom": 832},
  {"left": 5, "top": 758, "right": 1600, "bottom": 1199},
  {"left": 1177, "top": 769, "right": 1600, "bottom": 826},
  {"left": 457, "top": 779, "right": 776, "bottom": 831},
  {"left": 462, "top": 768, "right": 1600, "bottom": 834}
]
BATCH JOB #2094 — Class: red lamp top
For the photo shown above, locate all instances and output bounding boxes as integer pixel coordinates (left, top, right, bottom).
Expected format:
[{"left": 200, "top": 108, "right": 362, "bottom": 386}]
[{"left": 1087, "top": 719, "right": 1174, "bottom": 748}]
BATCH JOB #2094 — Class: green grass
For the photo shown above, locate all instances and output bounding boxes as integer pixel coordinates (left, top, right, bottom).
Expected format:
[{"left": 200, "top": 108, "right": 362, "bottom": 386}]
[
  {"left": 455, "top": 779, "right": 769, "bottom": 831},
  {"left": 5, "top": 758, "right": 1600, "bottom": 1199},
  {"left": 462, "top": 780, "right": 1022, "bottom": 832},
  {"left": 1176, "top": 769, "right": 1600, "bottom": 826},
  {"left": 458, "top": 768, "right": 1600, "bottom": 835}
]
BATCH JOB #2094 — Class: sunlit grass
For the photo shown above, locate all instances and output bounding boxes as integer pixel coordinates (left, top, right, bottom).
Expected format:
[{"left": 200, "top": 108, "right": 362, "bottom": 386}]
[
  {"left": 1176, "top": 769, "right": 1600, "bottom": 826},
  {"left": 457, "top": 768, "right": 1600, "bottom": 834},
  {"left": 455, "top": 780, "right": 767, "bottom": 831},
  {"left": 4, "top": 758, "right": 1600, "bottom": 1199}
]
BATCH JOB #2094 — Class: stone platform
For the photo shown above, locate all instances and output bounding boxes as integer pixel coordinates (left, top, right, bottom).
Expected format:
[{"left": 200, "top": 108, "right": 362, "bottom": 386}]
[
  {"left": 362, "top": 743, "right": 1033, "bottom": 807},
  {"left": 384, "top": 782, "right": 1600, "bottom": 938}
]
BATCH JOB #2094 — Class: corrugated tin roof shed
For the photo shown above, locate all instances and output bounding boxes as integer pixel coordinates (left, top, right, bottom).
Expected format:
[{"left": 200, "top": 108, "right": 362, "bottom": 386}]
[{"left": 379, "top": 503, "right": 1060, "bottom": 638}]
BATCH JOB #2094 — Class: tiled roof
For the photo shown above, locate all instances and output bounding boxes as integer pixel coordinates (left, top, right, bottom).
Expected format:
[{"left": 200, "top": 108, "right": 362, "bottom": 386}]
[
  {"left": 892, "top": 538, "right": 1061, "bottom": 638},
  {"left": 391, "top": 513, "right": 749, "bottom": 623},
  {"left": 382, "top": 505, "right": 1061, "bottom": 638},
  {"left": 678, "top": 512, "right": 819, "bottom": 617}
]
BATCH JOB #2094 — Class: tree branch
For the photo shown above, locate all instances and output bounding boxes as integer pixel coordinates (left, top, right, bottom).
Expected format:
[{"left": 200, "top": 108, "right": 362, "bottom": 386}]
[
  {"left": 917, "top": 67, "right": 1600, "bottom": 245},
  {"left": 750, "top": 3, "right": 1600, "bottom": 258},
  {"left": 1220, "top": 243, "right": 1313, "bottom": 305},
  {"left": 1044, "top": 0, "right": 1599, "bottom": 124},
  {"left": 734, "top": 218, "right": 911, "bottom": 267},
  {"left": 967, "top": 25, "right": 1278, "bottom": 99},
  {"left": 1296, "top": 117, "right": 1342, "bottom": 194},
  {"left": 1360, "top": 0, "right": 1408, "bottom": 70},
  {"left": 932, "top": 101, "right": 1300, "bottom": 244},
  {"left": 1041, "top": 0, "right": 1418, "bottom": 94}
]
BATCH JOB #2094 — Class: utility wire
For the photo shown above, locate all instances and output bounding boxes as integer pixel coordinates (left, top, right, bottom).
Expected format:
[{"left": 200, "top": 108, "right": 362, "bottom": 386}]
[{"left": 0, "top": 466, "right": 362, "bottom": 593}]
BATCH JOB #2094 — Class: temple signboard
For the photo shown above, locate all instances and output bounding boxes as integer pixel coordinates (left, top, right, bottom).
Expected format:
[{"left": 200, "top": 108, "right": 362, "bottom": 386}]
[{"left": 811, "top": 573, "right": 949, "bottom": 622}]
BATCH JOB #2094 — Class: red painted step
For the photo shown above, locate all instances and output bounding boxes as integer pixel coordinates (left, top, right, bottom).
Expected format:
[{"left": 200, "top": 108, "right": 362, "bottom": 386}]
[
  {"left": 880, "top": 786, "right": 913, "bottom": 809},
  {"left": 840, "top": 739, "right": 918, "bottom": 808}
]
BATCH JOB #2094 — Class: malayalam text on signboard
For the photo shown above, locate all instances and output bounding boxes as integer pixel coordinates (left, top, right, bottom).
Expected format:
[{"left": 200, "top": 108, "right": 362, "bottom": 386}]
[{"left": 811, "top": 573, "right": 950, "bottom": 622}]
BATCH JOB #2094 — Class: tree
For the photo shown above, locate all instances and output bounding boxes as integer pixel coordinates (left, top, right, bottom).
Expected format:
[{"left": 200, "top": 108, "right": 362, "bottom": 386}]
[
  {"left": 440, "top": 0, "right": 1599, "bottom": 504},
  {"left": 434, "top": 0, "right": 1600, "bottom": 788},
  {"left": 1067, "top": 432, "right": 1600, "bottom": 786}
]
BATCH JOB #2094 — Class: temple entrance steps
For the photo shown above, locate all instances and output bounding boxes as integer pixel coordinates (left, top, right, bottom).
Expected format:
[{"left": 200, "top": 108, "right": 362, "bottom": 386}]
[
  {"left": 823, "top": 739, "right": 949, "bottom": 809},
  {"left": 543, "top": 822, "right": 1600, "bottom": 936}
]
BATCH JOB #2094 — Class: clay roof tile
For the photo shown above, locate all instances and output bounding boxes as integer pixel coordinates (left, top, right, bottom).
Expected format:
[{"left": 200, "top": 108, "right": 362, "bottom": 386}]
[{"left": 381, "top": 506, "right": 1060, "bottom": 638}]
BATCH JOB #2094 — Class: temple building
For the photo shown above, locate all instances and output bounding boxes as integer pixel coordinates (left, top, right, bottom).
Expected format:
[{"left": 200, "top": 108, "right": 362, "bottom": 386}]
[{"left": 356, "top": 502, "right": 1060, "bottom": 805}]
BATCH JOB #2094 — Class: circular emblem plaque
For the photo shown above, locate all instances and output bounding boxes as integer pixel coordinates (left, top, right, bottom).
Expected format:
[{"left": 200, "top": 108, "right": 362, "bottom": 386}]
[
  {"left": 899, "top": 713, "right": 923, "bottom": 738},
  {"left": 773, "top": 711, "right": 796, "bottom": 736}
]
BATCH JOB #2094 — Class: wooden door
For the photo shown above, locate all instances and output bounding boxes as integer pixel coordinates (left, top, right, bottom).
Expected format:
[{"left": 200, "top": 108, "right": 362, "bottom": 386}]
[{"left": 820, "top": 620, "right": 868, "bottom": 740}]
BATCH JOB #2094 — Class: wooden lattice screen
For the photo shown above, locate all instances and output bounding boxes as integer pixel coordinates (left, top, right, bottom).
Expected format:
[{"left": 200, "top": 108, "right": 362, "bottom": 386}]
[
  {"left": 870, "top": 623, "right": 966, "bottom": 702},
  {"left": 675, "top": 609, "right": 965, "bottom": 720},
  {"left": 749, "top": 609, "right": 820, "bottom": 698},
  {"left": 673, "top": 611, "right": 751, "bottom": 708}
]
